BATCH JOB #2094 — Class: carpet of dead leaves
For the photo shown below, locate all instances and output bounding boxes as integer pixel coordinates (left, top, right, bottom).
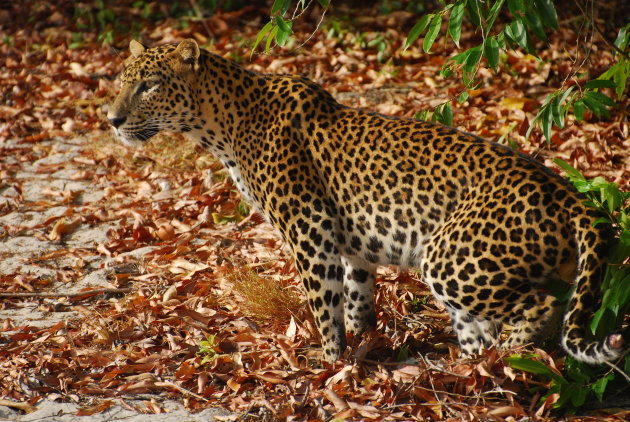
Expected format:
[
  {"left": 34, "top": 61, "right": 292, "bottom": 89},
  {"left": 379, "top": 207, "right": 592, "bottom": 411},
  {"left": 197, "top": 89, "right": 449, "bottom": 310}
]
[{"left": 1, "top": 1, "right": 629, "bottom": 421}]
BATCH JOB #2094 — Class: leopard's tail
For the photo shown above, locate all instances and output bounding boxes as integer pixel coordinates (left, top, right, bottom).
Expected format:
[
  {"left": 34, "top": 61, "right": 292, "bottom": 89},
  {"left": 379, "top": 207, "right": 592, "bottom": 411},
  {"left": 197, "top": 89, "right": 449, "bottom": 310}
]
[{"left": 561, "top": 213, "right": 624, "bottom": 364}]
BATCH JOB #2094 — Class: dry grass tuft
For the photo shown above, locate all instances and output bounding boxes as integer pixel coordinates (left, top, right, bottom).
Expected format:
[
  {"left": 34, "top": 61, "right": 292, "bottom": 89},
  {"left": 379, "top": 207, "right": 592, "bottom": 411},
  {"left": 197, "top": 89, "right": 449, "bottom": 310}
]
[
  {"left": 86, "top": 132, "right": 218, "bottom": 173},
  {"left": 228, "top": 267, "right": 304, "bottom": 327}
]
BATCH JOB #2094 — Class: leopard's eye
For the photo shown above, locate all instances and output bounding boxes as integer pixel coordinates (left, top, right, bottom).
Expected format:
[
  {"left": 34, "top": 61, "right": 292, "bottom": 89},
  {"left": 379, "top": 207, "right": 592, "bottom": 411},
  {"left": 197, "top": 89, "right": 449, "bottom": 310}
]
[
  {"left": 135, "top": 80, "right": 158, "bottom": 96},
  {"left": 135, "top": 81, "right": 148, "bottom": 95}
]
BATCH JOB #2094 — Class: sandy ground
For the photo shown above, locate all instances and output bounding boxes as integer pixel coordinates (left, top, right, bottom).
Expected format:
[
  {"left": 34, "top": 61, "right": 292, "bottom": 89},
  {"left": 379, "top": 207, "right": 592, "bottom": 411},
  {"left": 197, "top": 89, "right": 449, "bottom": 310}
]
[{"left": 0, "top": 137, "right": 230, "bottom": 421}]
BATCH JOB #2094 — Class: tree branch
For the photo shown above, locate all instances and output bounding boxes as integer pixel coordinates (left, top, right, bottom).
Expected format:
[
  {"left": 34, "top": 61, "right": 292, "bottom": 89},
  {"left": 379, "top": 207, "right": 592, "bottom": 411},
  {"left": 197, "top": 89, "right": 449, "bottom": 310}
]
[{"left": 0, "top": 288, "right": 133, "bottom": 298}]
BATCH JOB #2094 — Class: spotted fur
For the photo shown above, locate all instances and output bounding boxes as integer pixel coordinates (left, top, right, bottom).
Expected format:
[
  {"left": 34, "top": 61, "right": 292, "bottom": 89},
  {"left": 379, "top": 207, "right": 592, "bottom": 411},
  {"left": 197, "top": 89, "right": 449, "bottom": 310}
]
[{"left": 108, "top": 39, "right": 623, "bottom": 364}]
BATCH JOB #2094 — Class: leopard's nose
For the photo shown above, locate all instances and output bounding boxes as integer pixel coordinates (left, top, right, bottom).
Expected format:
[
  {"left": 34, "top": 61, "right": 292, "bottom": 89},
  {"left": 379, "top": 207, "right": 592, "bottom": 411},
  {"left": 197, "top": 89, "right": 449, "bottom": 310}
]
[{"left": 109, "top": 116, "right": 127, "bottom": 128}]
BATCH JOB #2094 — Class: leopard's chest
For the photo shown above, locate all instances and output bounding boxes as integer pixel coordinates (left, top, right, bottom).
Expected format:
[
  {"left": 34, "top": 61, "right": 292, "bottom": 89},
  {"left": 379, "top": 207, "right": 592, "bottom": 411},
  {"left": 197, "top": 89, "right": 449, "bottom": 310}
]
[{"left": 226, "top": 165, "right": 257, "bottom": 206}]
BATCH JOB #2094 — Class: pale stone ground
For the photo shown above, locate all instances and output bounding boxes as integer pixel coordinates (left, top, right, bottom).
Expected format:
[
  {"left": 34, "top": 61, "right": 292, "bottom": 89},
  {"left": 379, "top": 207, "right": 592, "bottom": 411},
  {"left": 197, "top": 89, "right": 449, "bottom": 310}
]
[{"left": 0, "top": 138, "right": 231, "bottom": 421}]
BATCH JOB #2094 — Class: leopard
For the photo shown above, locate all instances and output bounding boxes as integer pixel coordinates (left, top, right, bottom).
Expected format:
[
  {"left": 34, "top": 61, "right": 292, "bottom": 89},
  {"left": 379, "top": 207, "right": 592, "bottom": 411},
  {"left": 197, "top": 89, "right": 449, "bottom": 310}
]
[{"left": 107, "top": 39, "right": 624, "bottom": 364}]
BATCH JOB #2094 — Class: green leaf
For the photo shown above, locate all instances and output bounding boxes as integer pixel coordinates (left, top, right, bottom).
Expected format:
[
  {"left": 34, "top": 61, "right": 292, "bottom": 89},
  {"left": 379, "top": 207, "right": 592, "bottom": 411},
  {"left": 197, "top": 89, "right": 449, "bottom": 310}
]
[
  {"left": 505, "top": 19, "right": 528, "bottom": 50},
  {"left": 458, "top": 91, "right": 469, "bottom": 103},
  {"left": 597, "top": 58, "right": 630, "bottom": 99},
  {"left": 590, "top": 306, "right": 615, "bottom": 335},
  {"left": 237, "top": 201, "right": 251, "bottom": 217},
  {"left": 538, "top": 104, "right": 553, "bottom": 142},
  {"left": 484, "top": 36, "right": 500, "bottom": 69},
  {"left": 591, "top": 373, "right": 615, "bottom": 402},
  {"left": 587, "top": 91, "right": 616, "bottom": 107},
  {"left": 507, "top": 0, "right": 526, "bottom": 16},
  {"left": 276, "top": 26, "right": 291, "bottom": 46},
  {"left": 440, "top": 66, "right": 454, "bottom": 78},
  {"left": 415, "top": 110, "right": 430, "bottom": 121},
  {"left": 251, "top": 21, "right": 274, "bottom": 57},
  {"left": 275, "top": 17, "right": 293, "bottom": 47},
  {"left": 423, "top": 14, "right": 443, "bottom": 53},
  {"left": 317, "top": 0, "right": 330, "bottom": 8},
  {"left": 614, "top": 24, "right": 629, "bottom": 50},
  {"left": 431, "top": 106, "right": 441, "bottom": 123},
  {"left": 496, "top": 31, "right": 507, "bottom": 49},
  {"left": 464, "top": 45, "right": 483, "bottom": 81},
  {"left": 275, "top": 16, "right": 292, "bottom": 34},
  {"left": 617, "top": 273, "right": 630, "bottom": 304},
  {"left": 559, "top": 86, "right": 575, "bottom": 105},
  {"left": 612, "top": 231, "right": 630, "bottom": 263},
  {"left": 573, "top": 100, "right": 585, "bottom": 121},
  {"left": 524, "top": 10, "right": 547, "bottom": 42},
  {"left": 602, "top": 183, "right": 623, "bottom": 213},
  {"left": 584, "top": 79, "right": 617, "bottom": 89},
  {"left": 405, "top": 14, "right": 432, "bottom": 50},
  {"left": 534, "top": 0, "right": 558, "bottom": 30},
  {"left": 570, "top": 385, "right": 590, "bottom": 408},
  {"left": 485, "top": 0, "right": 506, "bottom": 33},
  {"left": 505, "top": 357, "right": 566, "bottom": 383},
  {"left": 448, "top": 1, "right": 465, "bottom": 47},
  {"left": 583, "top": 93, "right": 613, "bottom": 118},
  {"left": 271, "top": 0, "right": 291, "bottom": 15},
  {"left": 582, "top": 96, "right": 605, "bottom": 118},
  {"left": 497, "top": 122, "right": 518, "bottom": 145},
  {"left": 451, "top": 48, "right": 471, "bottom": 65},
  {"left": 554, "top": 158, "right": 585, "bottom": 181},
  {"left": 265, "top": 25, "right": 279, "bottom": 53},
  {"left": 442, "top": 102, "right": 453, "bottom": 125},
  {"left": 465, "top": 0, "right": 481, "bottom": 27},
  {"left": 551, "top": 96, "right": 563, "bottom": 128}
]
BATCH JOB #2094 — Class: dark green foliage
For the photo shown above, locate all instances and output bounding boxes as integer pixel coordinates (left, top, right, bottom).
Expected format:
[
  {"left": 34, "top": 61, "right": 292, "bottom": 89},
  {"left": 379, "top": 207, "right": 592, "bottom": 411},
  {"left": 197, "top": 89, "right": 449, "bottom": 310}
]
[{"left": 403, "top": 1, "right": 627, "bottom": 142}]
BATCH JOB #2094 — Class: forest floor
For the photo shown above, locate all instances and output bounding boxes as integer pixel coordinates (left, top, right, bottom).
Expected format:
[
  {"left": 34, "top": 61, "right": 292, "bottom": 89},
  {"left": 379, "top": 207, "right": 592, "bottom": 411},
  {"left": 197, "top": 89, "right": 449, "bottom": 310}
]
[{"left": 1, "top": 1, "right": 629, "bottom": 421}]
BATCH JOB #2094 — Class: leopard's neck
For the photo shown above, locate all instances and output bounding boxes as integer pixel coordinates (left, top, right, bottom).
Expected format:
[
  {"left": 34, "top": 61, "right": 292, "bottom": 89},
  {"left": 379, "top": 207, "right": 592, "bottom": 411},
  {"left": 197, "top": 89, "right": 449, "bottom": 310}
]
[{"left": 185, "top": 51, "right": 266, "bottom": 159}]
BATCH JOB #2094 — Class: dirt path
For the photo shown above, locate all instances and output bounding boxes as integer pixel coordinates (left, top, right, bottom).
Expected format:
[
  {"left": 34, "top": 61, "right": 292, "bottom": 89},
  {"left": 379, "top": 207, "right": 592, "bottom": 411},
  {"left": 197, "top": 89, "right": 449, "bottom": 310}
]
[{"left": 0, "top": 136, "right": 231, "bottom": 421}]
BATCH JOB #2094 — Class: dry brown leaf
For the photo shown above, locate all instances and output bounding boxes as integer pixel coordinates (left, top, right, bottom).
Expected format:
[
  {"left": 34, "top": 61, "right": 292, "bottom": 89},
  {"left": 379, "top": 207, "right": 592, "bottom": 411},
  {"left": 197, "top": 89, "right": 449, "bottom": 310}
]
[
  {"left": 324, "top": 388, "right": 349, "bottom": 411},
  {"left": 162, "top": 285, "right": 178, "bottom": 302},
  {"left": 255, "top": 371, "right": 287, "bottom": 384},
  {"left": 488, "top": 405, "right": 524, "bottom": 417},
  {"left": 76, "top": 400, "right": 114, "bottom": 416},
  {"left": 0, "top": 399, "right": 37, "bottom": 414},
  {"left": 48, "top": 216, "right": 82, "bottom": 240}
]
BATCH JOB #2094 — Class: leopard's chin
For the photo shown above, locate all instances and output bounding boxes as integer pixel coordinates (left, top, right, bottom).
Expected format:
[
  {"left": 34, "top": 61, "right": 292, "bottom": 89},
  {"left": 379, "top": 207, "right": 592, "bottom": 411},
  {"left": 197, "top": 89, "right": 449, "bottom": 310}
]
[
  {"left": 113, "top": 127, "right": 158, "bottom": 147},
  {"left": 116, "top": 135, "right": 146, "bottom": 148}
]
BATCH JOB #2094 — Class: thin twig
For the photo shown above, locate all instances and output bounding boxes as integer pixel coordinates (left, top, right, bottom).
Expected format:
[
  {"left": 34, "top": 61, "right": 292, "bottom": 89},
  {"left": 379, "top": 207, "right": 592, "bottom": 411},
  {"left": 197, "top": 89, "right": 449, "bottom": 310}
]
[
  {"left": 155, "top": 380, "right": 210, "bottom": 402},
  {"left": 0, "top": 288, "right": 133, "bottom": 298},
  {"left": 419, "top": 355, "right": 473, "bottom": 379},
  {"left": 359, "top": 358, "right": 414, "bottom": 366},
  {"left": 188, "top": 0, "right": 214, "bottom": 42},
  {"left": 605, "top": 360, "right": 630, "bottom": 383},
  {"left": 573, "top": 0, "right": 630, "bottom": 60},
  {"left": 291, "top": 0, "right": 314, "bottom": 20},
  {"left": 235, "top": 401, "right": 256, "bottom": 422},
  {"left": 359, "top": 355, "right": 471, "bottom": 379},
  {"left": 296, "top": 8, "right": 327, "bottom": 50}
]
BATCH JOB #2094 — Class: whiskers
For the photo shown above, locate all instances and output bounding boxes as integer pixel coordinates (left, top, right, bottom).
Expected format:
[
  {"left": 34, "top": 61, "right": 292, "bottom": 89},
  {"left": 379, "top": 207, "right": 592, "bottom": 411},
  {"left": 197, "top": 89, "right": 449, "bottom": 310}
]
[
  {"left": 116, "top": 112, "right": 201, "bottom": 144},
  {"left": 136, "top": 126, "right": 159, "bottom": 141},
  {"left": 119, "top": 124, "right": 159, "bottom": 142}
]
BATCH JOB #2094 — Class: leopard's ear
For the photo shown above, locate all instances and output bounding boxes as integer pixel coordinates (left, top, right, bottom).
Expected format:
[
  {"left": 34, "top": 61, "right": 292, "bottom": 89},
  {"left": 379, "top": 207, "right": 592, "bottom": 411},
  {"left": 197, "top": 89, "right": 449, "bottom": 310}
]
[
  {"left": 129, "top": 40, "right": 146, "bottom": 58},
  {"left": 175, "top": 39, "right": 200, "bottom": 67}
]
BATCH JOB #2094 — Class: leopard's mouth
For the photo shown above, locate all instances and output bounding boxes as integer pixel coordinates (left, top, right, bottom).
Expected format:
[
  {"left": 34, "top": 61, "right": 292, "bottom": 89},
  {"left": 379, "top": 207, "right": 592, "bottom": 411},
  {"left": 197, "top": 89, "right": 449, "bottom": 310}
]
[{"left": 114, "top": 126, "right": 159, "bottom": 147}]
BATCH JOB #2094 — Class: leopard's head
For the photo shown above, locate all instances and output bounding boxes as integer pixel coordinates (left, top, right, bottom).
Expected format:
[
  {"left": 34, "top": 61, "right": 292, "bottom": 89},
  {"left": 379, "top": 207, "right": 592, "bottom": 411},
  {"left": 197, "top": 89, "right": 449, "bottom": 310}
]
[{"left": 107, "top": 39, "right": 201, "bottom": 147}]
